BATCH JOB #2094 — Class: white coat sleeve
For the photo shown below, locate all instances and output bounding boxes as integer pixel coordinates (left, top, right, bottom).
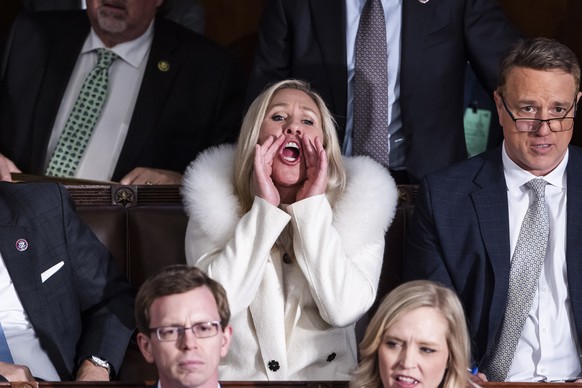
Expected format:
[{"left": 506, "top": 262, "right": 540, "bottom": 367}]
[
  {"left": 287, "top": 194, "right": 385, "bottom": 327},
  {"left": 185, "top": 196, "right": 291, "bottom": 316}
]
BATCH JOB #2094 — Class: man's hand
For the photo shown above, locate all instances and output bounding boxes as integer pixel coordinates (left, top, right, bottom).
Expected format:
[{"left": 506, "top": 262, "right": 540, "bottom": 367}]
[
  {"left": 75, "top": 359, "right": 110, "bottom": 381},
  {"left": 0, "top": 361, "right": 35, "bottom": 382},
  {"left": 0, "top": 154, "right": 21, "bottom": 182},
  {"left": 119, "top": 167, "right": 182, "bottom": 185}
]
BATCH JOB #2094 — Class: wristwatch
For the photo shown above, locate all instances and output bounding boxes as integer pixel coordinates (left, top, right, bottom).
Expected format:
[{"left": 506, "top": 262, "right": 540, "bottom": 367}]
[{"left": 88, "top": 355, "right": 112, "bottom": 376}]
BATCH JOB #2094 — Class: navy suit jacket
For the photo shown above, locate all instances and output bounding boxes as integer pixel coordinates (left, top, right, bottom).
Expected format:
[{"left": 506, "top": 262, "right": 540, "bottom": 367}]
[
  {"left": 247, "top": 0, "right": 520, "bottom": 182},
  {"left": 404, "top": 146, "right": 582, "bottom": 365},
  {"left": 0, "top": 11, "right": 246, "bottom": 181},
  {"left": 0, "top": 182, "right": 135, "bottom": 380}
]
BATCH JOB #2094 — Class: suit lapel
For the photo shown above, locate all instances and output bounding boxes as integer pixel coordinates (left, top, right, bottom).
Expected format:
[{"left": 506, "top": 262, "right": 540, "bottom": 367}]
[
  {"left": 470, "top": 149, "right": 511, "bottom": 345},
  {"left": 565, "top": 147, "right": 582, "bottom": 341},
  {"left": 0, "top": 224, "right": 48, "bottom": 330},
  {"left": 113, "top": 17, "right": 179, "bottom": 179},
  {"left": 400, "top": 0, "right": 434, "bottom": 104},
  {"left": 32, "top": 14, "right": 89, "bottom": 172},
  {"left": 309, "top": 0, "right": 348, "bottom": 137}
]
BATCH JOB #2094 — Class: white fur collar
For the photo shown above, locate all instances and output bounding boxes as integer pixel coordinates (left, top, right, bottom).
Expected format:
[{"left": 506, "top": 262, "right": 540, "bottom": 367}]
[{"left": 181, "top": 144, "right": 398, "bottom": 254}]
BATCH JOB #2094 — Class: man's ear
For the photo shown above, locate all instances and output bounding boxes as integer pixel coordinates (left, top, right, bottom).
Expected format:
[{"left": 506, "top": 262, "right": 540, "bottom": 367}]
[
  {"left": 136, "top": 332, "right": 156, "bottom": 364},
  {"left": 220, "top": 325, "right": 233, "bottom": 358},
  {"left": 493, "top": 90, "right": 504, "bottom": 127}
]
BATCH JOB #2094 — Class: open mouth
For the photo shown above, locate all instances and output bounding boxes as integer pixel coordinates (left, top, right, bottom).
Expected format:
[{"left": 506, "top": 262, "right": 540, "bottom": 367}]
[
  {"left": 281, "top": 141, "right": 301, "bottom": 163},
  {"left": 395, "top": 375, "right": 419, "bottom": 385}
]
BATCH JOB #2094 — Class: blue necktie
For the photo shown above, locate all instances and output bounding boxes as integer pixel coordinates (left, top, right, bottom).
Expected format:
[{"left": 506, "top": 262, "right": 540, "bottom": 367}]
[{"left": 0, "top": 323, "right": 13, "bottom": 363}]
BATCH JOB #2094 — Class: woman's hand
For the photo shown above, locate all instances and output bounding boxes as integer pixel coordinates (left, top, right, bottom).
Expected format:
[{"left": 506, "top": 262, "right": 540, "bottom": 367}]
[
  {"left": 296, "top": 135, "right": 327, "bottom": 202},
  {"left": 253, "top": 134, "right": 285, "bottom": 206}
]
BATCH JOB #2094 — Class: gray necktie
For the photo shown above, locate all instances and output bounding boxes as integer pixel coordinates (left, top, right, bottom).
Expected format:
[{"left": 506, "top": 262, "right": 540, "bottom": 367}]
[
  {"left": 352, "top": 0, "right": 390, "bottom": 167},
  {"left": 45, "top": 48, "right": 118, "bottom": 177},
  {"left": 481, "top": 178, "right": 549, "bottom": 381}
]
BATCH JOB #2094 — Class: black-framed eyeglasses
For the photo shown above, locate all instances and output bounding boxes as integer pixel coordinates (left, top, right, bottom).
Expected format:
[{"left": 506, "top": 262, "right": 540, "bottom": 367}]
[
  {"left": 500, "top": 95, "right": 577, "bottom": 133},
  {"left": 149, "top": 321, "right": 221, "bottom": 342}
]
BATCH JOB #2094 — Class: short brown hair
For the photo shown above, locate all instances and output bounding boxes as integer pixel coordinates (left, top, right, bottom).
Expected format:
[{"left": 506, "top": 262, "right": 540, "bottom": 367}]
[
  {"left": 498, "top": 37, "right": 580, "bottom": 95},
  {"left": 135, "top": 265, "right": 230, "bottom": 333}
]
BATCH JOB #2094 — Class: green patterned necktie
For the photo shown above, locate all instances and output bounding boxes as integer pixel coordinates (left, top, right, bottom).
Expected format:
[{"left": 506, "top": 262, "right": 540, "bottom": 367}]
[{"left": 45, "top": 48, "right": 118, "bottom": 177}]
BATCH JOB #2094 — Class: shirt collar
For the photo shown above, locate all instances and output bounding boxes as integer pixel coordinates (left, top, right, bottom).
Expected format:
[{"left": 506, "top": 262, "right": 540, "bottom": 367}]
[
  {"left": 82, "top": 20, "right": 154, "bottom": 68},
  {"left": 502, "top": 140, "right": 568, "bottom": 191}
]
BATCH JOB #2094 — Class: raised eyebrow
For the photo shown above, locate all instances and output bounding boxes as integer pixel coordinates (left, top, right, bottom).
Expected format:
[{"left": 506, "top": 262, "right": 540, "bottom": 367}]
[
  {"left": 551, "top": 101, "right": 575, "bottom": 108},
  {"left": 418, "top": 341, "right": 442, "bottom": 348},
  {"left": 267, "top": 102, "right": 289, "bottom": 111},
  {"left": 382, "top": 334, "right": 403, "bottom": 343},
  {"left": 515, "top": 100, "right": 572, "bottom": 108},
  {"left": 155, "top": 325, "right": 183, "bottom": 331},
  {"left": 300, "top": 106, "right": 319, "bottom": 115},
  {"left": 513, "top": 99, "right": 538, "bottom": 107}
]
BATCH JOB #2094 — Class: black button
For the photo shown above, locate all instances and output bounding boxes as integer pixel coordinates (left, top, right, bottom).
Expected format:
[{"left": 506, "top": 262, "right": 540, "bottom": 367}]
[
  {"left": 327, "top": 352, "right": 336, "bottom": 362},
  {"left": 268, "top": 360, "right": 280, "bottom": 371},
  {"left": 282, "top": 253, "right": 292, "bottom": 264}
]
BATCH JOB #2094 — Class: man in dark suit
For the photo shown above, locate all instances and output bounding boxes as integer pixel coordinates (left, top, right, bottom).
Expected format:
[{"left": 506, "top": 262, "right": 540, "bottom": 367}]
[
  {"left": 0, "top": 0, "right": 245, "bottom": 184},
  {"left": 0, "top": 182, "right": 134, "bottom": 381},
  {"left": 247, "top": 0, "right": 520, "bottom": 183},
  {"left": 405, "top": 38, "right": 582, "bottom": 382},
  {"left": 135, "top": 265, "right": 232, "bottom": 388}
]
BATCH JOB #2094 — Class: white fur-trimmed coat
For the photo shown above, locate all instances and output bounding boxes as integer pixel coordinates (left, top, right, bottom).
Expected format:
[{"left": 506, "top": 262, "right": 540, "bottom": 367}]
[{"left": 182, "top": 144, "right": 398, "bottom": 380}]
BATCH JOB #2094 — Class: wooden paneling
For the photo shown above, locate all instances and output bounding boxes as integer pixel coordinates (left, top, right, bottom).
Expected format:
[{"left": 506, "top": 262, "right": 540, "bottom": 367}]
[
  {"left": 498, "top": 0, "right": 569, "bottom": 39},
  {"left": 200, "top": 0, "right": 265, "bottom": 47}
]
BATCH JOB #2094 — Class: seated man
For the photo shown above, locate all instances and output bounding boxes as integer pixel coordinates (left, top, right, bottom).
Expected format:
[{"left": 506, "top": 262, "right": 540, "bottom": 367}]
[
  {"left": 0, "top": 182, "right": 135, "bottom": 381},
  {"left": 135, "top": 265, "right": 232, "bottom": 388},
  {"left": 405, "top": 37, "right": 582, "bottom": 382},
  {"left": 0, "top": 0, "right": 246, "bottom": 184}
]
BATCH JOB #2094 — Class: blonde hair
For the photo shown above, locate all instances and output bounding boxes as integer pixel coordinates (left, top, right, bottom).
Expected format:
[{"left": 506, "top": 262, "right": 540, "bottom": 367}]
[
  {"left": 234, "top": 79, "right": 346, "bottom": 213},
  {"left": 351, "top": 280, "right": 471, "bottom": 388}
]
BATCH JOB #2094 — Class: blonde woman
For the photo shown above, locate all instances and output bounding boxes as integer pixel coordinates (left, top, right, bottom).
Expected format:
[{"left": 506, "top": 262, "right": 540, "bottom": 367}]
[
  {"left": 182, "top": 79, "right": 398, "bottom": 380},
  {"left": 351, "top": 280, "right": 474, "bottom": 388}
]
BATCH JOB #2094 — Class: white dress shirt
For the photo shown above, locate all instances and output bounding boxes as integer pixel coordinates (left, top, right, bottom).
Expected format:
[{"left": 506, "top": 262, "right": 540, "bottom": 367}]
[
  {"left": 344, "top": 0, "right": 404, "bottom": 169},
  {"left": 503, "top": 143, "right": 581, "bottom": 381},
  {"left": 46, "top": 23, "right": 153, "bottom": 181},
  {"left": 0, "top": 255, "right": 60, "bottom": 381}
]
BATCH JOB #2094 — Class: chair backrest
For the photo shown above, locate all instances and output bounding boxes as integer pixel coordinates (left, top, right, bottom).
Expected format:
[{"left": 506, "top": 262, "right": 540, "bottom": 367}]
[{"left": 66, "top": 184, "right": 417, "bottom": 381}]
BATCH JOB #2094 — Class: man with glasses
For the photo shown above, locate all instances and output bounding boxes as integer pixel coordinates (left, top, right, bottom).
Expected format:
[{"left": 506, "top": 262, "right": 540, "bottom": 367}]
[
  {"left": 136, "top": 265, "right": 232, "bottom": 388},
  {"left": 404, "top": 37, "right": 582, "bottom": 382}
]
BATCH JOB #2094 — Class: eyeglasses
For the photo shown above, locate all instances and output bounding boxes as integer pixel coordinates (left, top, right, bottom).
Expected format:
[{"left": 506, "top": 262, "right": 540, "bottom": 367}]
[
  {"left": 149, "top": 321, "right": 221, "bottom": 342},
  {"left": 500, "top": 95, "right": 577, "bottom": 133}
]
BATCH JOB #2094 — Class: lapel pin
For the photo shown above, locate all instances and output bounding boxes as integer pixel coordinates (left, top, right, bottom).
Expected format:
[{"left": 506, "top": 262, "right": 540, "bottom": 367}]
[
  {"left": 157, "top": 60, "right": 170, "bottom": 72},
  {"left": 15, "top": 238, "right": 28, "bottom": 252}
]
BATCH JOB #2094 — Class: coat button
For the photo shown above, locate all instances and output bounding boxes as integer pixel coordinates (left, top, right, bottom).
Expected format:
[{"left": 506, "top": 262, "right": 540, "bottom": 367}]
[
  {"left": 327, "top": 352, "right": 336, "bottom": 362},
  {"left": 282, "top": 253, "right": 292, "bottom": 264},
  {"left": 268, "top": 360, "right": 280, "bottom": 371}
]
